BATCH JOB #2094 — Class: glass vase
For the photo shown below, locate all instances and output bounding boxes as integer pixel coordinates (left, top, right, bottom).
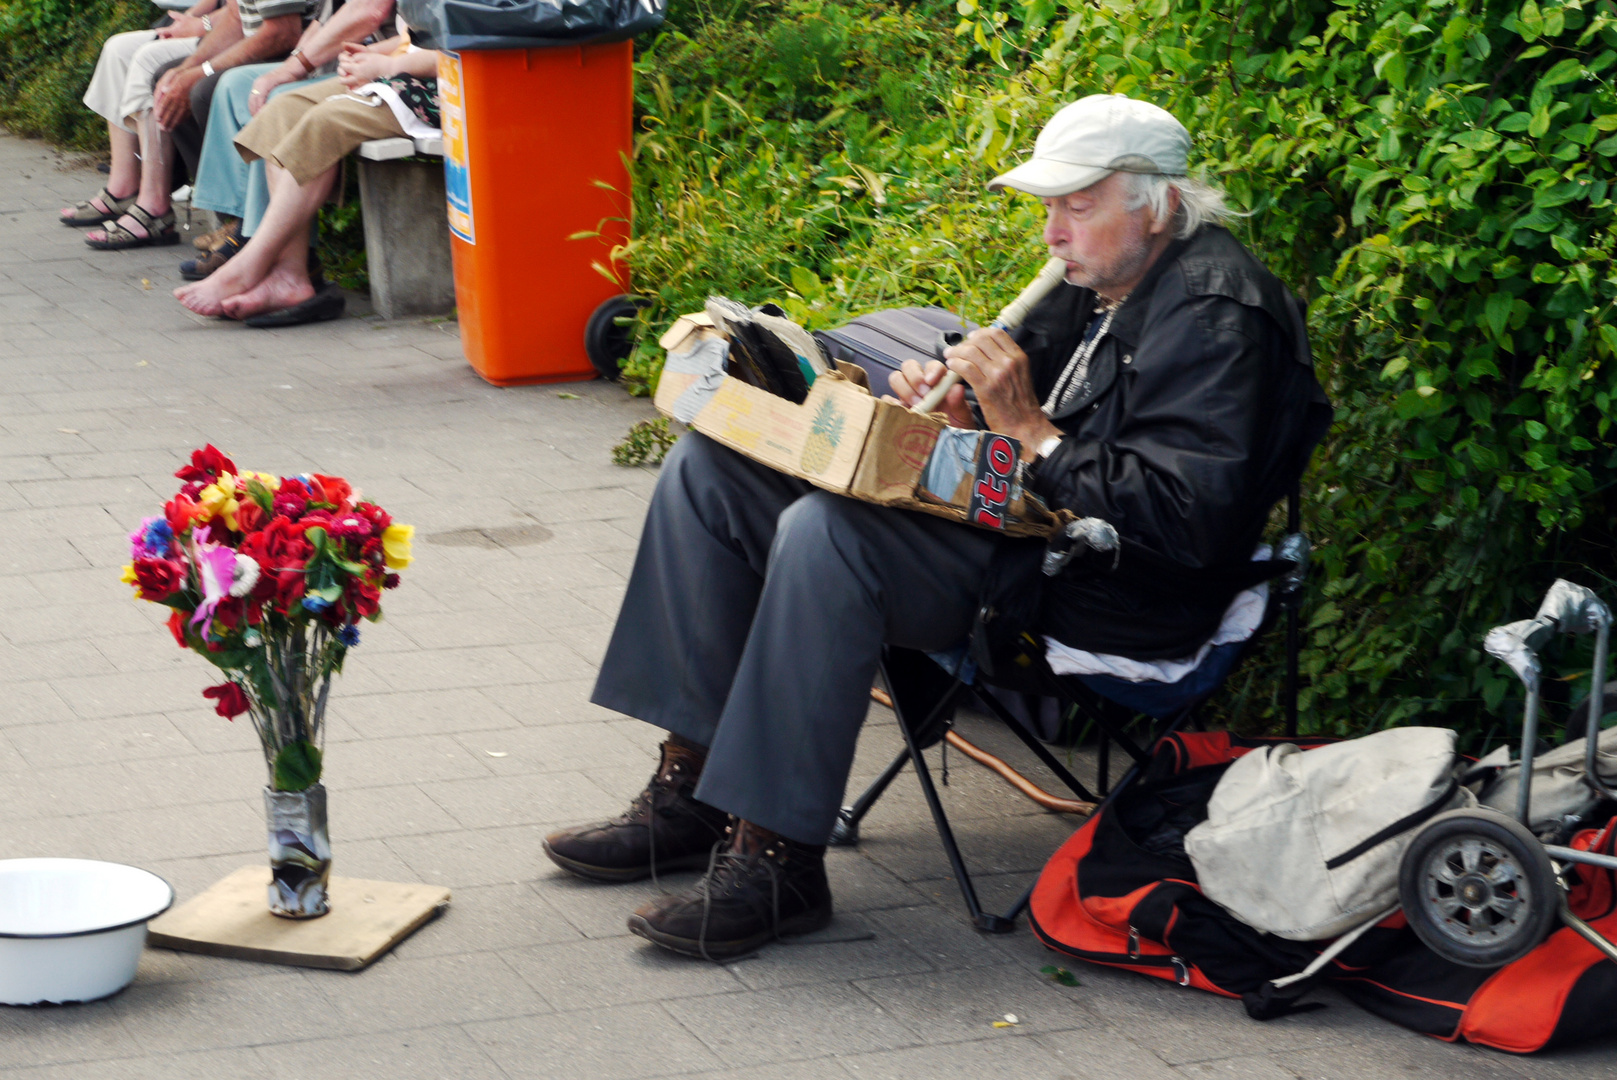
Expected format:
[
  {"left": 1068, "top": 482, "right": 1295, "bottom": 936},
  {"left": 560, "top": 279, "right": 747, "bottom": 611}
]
[{"left": 264, "top": 783, "right": 332, "bottom": 918}]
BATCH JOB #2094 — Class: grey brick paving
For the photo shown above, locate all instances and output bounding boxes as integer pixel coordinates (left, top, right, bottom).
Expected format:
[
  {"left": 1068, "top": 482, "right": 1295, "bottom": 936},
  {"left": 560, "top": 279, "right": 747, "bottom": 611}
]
[{"left": 1, "top": 129, "right": 1608, "bottom": 1078}]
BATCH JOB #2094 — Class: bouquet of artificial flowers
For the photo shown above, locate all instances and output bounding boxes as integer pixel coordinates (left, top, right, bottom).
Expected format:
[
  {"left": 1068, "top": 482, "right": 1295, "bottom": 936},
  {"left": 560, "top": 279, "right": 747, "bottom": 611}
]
[{"left": 122, "top": 445, "right": 412, "bottom": 793}]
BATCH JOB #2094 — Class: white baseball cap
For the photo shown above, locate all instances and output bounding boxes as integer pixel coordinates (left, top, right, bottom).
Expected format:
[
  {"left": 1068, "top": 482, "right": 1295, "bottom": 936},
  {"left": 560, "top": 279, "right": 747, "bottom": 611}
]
[{"left": 987, "top": 94, "right": 1190, "bottom": 197}]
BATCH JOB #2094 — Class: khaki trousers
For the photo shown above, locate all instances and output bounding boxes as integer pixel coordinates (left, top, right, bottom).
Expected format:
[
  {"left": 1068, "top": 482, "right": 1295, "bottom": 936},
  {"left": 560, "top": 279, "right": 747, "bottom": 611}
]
[{"left": 234, "top": 77, "right": 405, "bottom": 185}]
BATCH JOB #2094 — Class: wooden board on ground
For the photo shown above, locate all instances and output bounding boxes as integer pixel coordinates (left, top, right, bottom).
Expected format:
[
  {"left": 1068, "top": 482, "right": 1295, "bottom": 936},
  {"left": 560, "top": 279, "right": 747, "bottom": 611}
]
[{"left": 146, "top": 866, "right": 451, "bottom": 971}]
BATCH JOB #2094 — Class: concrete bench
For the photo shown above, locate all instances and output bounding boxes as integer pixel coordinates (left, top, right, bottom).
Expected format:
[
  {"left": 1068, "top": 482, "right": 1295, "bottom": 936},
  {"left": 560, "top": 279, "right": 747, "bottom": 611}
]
[{"left": 354, "top": 135, "right": 455, "bottom": 320}]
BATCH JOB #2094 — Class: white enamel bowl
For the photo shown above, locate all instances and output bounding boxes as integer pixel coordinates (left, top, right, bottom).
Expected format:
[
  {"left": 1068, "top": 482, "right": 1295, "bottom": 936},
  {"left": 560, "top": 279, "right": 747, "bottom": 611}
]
[{"left": 0, "top": 859, "right": 175, "bottom": 1005}]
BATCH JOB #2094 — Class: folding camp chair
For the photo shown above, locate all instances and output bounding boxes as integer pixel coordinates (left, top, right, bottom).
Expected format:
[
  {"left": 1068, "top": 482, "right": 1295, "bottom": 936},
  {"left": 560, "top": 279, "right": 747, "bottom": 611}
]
[{"left": 827, "top": 491, "right": 1311, "bottom": 933}]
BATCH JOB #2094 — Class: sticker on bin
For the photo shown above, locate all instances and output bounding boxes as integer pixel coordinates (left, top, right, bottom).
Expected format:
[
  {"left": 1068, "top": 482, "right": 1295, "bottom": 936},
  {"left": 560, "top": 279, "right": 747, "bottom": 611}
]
[{"left": 438, "top": 50, "right": 474, "bottom": 245}]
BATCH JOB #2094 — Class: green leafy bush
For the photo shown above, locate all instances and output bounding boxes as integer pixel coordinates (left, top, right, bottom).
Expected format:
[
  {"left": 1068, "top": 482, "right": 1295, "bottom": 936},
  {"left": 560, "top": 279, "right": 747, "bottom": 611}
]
[
  {"left": 0, "top": 0, "right": 148, "bottom": 146},
  {"left": 621, "top": 0, "right": 1617, "bottom": 746}
]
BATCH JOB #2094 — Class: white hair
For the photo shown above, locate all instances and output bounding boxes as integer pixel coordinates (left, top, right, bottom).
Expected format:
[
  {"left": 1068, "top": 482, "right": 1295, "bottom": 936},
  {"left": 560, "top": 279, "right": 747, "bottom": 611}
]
[{"left": 1121, "top": 172, "right": 1240, "bottom": 239}]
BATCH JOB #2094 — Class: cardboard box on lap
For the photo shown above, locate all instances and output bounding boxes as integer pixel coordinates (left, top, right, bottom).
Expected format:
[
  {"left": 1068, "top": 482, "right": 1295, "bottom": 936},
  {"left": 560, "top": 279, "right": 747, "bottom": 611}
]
[{"left": 654, "top": 314, "right": 1060, "bottom": 539}]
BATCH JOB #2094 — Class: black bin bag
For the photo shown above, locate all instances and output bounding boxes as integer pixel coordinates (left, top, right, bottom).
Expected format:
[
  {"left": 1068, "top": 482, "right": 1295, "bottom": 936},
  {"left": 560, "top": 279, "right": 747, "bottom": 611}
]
[{"left": 399, "top": 0, "right": 665, "bottom": 51}]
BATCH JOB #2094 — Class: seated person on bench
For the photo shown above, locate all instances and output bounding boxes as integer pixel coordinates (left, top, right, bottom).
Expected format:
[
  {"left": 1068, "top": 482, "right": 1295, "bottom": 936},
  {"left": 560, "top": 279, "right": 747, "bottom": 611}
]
[
  {"left": 173, "top": 31, "right": 439, "bottom": 325},
  {"left": 543, "top": 94, "right": 1333, "bottom": 959}
]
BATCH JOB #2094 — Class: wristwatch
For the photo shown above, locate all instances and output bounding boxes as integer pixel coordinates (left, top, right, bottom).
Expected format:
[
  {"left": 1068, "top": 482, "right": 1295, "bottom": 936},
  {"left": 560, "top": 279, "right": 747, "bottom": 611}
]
[
  {"left": 200, "top": 60, "right": 215, "bottom": 77},
  {"left": 290, "top": 48, "right": 315, "bottom": 74}
]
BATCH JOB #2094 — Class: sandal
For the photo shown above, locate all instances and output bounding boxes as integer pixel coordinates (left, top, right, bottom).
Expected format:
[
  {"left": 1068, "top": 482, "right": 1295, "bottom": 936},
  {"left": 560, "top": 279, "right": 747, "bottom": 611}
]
[
  {"left": 244, "top": 284, "right": 346, "bottom": 328},
  {"left": 180, "top": 222, "right": 243, "bottom": 280},
  {"left": 85, "top": 204, "right": 180, "bottom": 251},
  {"left": 60, "top": 187, "right": 135, "bottom": 227},
  {"left": 192, "top": 216, "right": 240, "bottom": 252}
]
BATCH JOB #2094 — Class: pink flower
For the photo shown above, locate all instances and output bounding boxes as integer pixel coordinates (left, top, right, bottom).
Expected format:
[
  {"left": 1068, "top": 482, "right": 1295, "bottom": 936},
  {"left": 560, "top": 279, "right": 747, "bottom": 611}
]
[
  {"left": 188, "top": 527, "right": 238, "bottom": 639},
  {"left": 328, "top": 512, "right": 374, "bottom": 540}
]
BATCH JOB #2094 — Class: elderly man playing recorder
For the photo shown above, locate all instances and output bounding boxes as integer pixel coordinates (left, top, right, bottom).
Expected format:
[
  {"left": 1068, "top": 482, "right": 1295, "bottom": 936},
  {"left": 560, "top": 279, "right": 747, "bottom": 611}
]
[{"left": 543, "top": 94, "right": 1333, "bottom": 959}]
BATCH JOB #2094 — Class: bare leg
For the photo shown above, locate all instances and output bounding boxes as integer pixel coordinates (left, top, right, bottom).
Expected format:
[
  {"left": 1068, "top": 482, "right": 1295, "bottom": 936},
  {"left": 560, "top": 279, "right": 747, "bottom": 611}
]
[
  {"left": 106, "top": 123, "right": 140, "bottom": 198},
  {"left": 176, "top": 159, "right": 332, "bottom": 318},
  {"left": 61, "top": 122, "right": 139, "bottom": 221},
  {"left": 86, "top": 110, "right": 173, "bottom": 243}
]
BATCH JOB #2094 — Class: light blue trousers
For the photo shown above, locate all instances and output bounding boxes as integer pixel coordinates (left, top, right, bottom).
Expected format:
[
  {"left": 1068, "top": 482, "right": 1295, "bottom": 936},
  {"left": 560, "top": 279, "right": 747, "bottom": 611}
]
[{"left": 190, "top": 64, "right": 318, "bottom": 237}]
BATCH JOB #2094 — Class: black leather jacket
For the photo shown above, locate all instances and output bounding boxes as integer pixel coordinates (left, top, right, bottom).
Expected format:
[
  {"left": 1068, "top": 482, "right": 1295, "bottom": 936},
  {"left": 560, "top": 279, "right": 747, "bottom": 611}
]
[{"left": 1005, "top": 226, "right": 1332, "bottom": 660}]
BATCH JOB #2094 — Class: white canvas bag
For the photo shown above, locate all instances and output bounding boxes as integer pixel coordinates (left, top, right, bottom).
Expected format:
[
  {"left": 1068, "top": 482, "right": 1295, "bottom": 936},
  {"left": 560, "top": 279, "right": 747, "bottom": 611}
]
[
  {"left": 1184, "top": 727, "right": 1466, "bottom": 941},
  {"left": 1478, "top": 724, "right": 1617, "bottom": 834}
]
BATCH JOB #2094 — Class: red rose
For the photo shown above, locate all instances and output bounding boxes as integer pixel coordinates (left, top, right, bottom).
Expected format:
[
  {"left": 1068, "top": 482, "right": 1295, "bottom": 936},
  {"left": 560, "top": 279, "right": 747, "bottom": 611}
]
[
  {"left": 345, "top": 577, "right": 382, "bottom": 618},
  {"left": 299, "top": 510, "right": 336, "bottom": 533},
  {"left": 132, "top": 557, "right": 186, "bottom": 601},
  {"left": 175, "top": 445, "right": 238, "bottom": 485},
  {"left": 309, "top": 473, "right": 352, "bottom": 509},
  {"left": 273, "top": 570, "right": 306, "bottom": 612},
  {"left": 239, "top": 517, "right": 311, "bottom": 570},
  {"left": 202, "top": 682, "right": 250, "bottom": 719},
  {"left": 167, "top": 609, "right": 189, "bottom": 648},
  {"left": 235, "top": 500, "right": 267, "bottom": 534},
  {"left": 212, "top": 598, "right": 243, "bottom": 634}
]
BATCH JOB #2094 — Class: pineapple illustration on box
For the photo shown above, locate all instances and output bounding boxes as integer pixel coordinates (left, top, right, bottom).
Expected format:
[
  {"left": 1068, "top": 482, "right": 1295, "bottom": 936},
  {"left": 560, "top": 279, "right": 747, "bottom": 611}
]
[{"left": 799, "top": 397, "right": 846, "bottom": 475}]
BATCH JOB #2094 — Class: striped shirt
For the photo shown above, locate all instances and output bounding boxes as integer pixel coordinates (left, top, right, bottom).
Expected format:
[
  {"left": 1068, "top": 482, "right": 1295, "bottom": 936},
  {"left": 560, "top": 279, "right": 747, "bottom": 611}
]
[{"left": 239, "top": 0, "right": 319, "bottom": 38}]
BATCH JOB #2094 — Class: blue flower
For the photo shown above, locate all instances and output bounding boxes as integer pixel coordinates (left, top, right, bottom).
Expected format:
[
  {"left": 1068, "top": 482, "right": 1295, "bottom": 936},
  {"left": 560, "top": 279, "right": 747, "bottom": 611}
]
[
  {"left": 130, "top": 516, "right": 175, "bottom": 560},
  {"left": 142, "top": 518, "right": 175, "bottom": 558},
  {"left": 337, "top": 624, "right": 361, "bottom": 647},
  {"left": 301, "top": 595, "right": 332, "bottom": 614}
]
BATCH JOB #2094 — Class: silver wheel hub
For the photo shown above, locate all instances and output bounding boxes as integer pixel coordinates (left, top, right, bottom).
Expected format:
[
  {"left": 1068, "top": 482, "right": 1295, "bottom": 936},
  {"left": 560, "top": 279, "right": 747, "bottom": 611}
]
[{"left": 1420, "top": 837, "right": 1531, "bottom": 944}]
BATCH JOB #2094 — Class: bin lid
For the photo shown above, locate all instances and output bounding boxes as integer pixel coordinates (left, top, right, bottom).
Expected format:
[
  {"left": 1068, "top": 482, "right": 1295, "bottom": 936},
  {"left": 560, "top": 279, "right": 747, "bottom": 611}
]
[{"left": 400, "top": 0, "right": 665, "bottom": 51}]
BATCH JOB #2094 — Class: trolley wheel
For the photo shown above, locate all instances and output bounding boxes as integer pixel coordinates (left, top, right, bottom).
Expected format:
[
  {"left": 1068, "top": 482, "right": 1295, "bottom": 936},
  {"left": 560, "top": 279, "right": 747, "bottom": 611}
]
[
  {"left": 584, "top": 295, "right": 649, "bottom": 381},
  {"left": 1398, "top": 808, "right": 1559, "bottom": 969}
]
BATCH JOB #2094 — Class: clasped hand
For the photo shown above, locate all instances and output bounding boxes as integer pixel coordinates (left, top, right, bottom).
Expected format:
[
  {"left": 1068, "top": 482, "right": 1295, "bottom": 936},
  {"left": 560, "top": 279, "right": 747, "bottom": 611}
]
[
  {"left": 152, "top": 66, "right": 202, "bottom": 130},
  {"left": 337, "top": 41, "right": 395, "bottom": 89},
  {"left": 885, "top": 326, "right": 1062, "bottom": 450}
]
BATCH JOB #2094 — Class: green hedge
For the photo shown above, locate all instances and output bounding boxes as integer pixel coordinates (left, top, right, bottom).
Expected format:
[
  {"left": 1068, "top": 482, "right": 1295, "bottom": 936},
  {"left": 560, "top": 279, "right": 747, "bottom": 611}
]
[
  {"left": 0, "top": 0, "right": 149, "bottom": 146},
  {"left": 618, "top": 0, "right": 1617, "bottom": 746}
]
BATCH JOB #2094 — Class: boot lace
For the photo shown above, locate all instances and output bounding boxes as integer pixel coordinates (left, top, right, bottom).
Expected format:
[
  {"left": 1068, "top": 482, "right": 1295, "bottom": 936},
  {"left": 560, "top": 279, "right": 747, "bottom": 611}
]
[{"left": 695, "top": 841, "right": 783, "bottom": 964}]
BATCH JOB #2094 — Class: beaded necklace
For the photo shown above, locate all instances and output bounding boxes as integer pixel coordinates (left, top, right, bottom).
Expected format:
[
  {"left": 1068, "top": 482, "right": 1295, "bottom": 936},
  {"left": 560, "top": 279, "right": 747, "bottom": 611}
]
[{"left": 1042, "top": 296, "right": 1122, "bottom": 416}]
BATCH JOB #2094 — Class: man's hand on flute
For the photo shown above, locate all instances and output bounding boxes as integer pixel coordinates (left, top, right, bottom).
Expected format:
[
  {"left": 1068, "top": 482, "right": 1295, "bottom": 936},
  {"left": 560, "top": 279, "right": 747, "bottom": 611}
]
[{"left": 887, "top": 327, "right": 1064, "bottom": 450}]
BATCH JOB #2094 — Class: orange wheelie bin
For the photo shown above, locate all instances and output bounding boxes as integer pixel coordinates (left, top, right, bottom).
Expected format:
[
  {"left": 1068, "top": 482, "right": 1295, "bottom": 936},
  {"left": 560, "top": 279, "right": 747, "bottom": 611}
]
[{"left": 436, "top": 43, "right": 633, "bottom": 385}]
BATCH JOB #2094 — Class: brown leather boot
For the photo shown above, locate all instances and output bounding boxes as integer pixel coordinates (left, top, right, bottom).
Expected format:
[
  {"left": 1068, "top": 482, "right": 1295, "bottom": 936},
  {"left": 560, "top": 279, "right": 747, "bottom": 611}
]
[
  {"left": 542, "top": 736, "right": 729, "bottom": 882},
  {"left": 626, "top": 819, "right": 833, "bottom": 959}
]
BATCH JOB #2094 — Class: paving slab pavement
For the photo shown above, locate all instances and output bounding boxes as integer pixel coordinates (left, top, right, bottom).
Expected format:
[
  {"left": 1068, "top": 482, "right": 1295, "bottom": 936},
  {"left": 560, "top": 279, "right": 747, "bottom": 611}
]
[{"left": 1, "top": 130, "right": 1611, "bottom": 1078}]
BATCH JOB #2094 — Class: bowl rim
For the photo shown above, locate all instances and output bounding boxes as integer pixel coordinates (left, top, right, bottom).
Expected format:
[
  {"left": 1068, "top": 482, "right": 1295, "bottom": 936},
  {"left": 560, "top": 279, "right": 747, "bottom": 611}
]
[{"left": 0, "top": 858, "right": 175, "bottom": 939}]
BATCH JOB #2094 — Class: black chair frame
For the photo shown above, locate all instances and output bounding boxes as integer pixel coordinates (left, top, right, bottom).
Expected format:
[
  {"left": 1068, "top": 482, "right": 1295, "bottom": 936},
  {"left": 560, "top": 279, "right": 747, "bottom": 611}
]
[{"left": 827, "top": 490, "right": 1309, "bottom": 934}]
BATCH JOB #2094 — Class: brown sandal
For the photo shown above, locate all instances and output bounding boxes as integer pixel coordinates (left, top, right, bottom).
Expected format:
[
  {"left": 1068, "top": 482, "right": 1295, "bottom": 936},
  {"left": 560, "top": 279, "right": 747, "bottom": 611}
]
[
  {"left": 85, "top": 204, "right": 179, "bottom": 250},
  {"left": 180, "top": 223, "right": 243, "bottom": 280},
  {"left": 60, "top": 187, "right": 135, "bottom": 227},
  {"left": 192, "top": 216, "right": 240, "bottom": 251}
]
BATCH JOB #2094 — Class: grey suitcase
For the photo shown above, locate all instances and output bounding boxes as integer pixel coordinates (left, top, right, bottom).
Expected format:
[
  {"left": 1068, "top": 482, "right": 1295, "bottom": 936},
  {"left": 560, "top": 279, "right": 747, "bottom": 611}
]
[{"left": 813, "top": 307, "right": 978, "bottom": 397}]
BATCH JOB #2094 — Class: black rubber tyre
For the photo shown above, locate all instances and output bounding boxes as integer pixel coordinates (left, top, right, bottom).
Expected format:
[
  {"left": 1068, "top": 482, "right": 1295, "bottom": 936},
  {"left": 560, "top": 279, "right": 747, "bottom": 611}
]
[
  {"left": 584, "top": 295, "right": 649, "bottom": 381},
  {"left": 1398, "top": 808, "right": 1559, "bottom": 969}
]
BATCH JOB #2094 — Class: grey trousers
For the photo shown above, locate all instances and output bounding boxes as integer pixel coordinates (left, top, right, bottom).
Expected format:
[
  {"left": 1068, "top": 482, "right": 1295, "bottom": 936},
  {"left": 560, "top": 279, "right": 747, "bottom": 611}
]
[{"left": 592, "top": 432, "right": 1002, "bottom": 844}]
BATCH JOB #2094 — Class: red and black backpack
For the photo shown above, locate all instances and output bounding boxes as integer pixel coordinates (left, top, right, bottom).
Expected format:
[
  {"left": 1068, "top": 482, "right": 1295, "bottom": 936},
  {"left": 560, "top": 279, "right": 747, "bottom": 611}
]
[{"left": 1027, "top": 731, "right": 1617, "bottom": 1053}]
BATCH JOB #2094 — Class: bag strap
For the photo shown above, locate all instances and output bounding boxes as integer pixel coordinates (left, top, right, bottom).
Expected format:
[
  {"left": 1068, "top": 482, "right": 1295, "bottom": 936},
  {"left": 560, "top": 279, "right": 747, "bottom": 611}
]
[
  {"left": 1241, "top": 904, "right": 1399, "bottom": 1021},
  {"left": 1324, "top": 779, "right": 1459, "bottom": 870}
]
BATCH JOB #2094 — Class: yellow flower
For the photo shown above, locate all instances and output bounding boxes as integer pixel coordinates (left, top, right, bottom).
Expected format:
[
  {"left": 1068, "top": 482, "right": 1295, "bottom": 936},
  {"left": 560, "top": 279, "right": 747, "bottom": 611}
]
[
  {"left": 242, "top": 471, "right": 281, "bottom": 491},
  {"left": 120, "top": 563, "right": 138, "bottom": 588},
  {"left": 381, "top": 523, "right": 414, "bottom": 569},
  {"left": 198, "top": 474, "right": 241, "bottom": 531}
]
